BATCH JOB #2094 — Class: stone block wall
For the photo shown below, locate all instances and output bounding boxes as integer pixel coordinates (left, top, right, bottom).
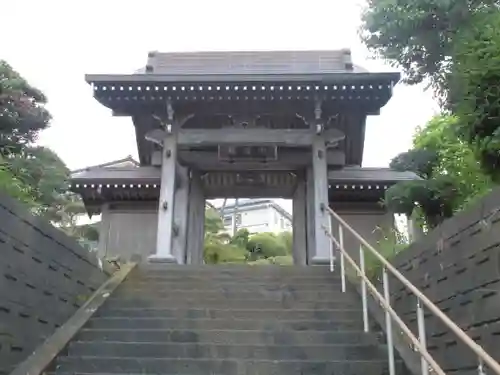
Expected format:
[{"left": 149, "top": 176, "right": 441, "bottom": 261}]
[
  {"left": 386, "top": 188, "right": 500, "bottom": 374},
  {"left": 0, "top": 192, "right": 111, "bottom": 374}
]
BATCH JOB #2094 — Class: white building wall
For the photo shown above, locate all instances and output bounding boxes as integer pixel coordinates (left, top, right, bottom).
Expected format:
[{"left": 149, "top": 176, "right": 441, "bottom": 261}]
[{"left": 223, "top": 204, "right": 292, "bottom": 234}]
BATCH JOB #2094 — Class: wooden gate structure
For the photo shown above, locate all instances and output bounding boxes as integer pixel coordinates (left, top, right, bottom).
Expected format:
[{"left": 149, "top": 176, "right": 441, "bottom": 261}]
[{"left": 71, "top": 50, "right": 409, "bottom": 264}]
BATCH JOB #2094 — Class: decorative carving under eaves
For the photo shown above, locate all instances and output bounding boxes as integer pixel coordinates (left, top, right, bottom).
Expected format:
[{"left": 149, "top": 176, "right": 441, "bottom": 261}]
[
  {"left": 326, "top": 113, "right": 350, "bottom": 131},
  {"left": 152, "top": 113, "right": 195, "bottom": 130},
  {"left": 223, "top": 114, "right": 265, "bottom": 129}
]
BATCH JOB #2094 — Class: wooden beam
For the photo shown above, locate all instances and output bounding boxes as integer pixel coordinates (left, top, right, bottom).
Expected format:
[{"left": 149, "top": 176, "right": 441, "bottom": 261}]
[
  {"left": 205, "top": 186, "right": 295, "bottom": 199},
  {"left": 177, "top": 128, "right": 344, "bottom": 147},
  {"left": 178, "top": 149, "right": 345, "bottom": 170}
]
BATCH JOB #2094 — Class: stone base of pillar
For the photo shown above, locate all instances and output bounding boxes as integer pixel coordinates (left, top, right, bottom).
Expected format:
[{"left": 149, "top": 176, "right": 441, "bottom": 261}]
[
  {"left": 310, "top": 255, "right": 334, "bottom": 265},
  {"left": 147, "top": 254, "right": 177, "bottom": 263}
]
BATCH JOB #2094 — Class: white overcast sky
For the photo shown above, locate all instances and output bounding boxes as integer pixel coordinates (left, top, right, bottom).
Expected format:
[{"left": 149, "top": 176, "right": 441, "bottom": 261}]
[{"left": 2, "top": 0, "right": 439, "bottom": 212}]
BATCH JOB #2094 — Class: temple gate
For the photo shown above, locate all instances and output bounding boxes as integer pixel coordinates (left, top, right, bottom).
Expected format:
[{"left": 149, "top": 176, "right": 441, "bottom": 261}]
[{"left": 72, "top": 50, "right": 406, "bottom": 264}]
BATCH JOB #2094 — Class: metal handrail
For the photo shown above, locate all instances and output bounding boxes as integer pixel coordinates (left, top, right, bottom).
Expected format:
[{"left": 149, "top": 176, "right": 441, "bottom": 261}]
[{"left": 323, "top": 205, "right": 500, "bottom": 375}]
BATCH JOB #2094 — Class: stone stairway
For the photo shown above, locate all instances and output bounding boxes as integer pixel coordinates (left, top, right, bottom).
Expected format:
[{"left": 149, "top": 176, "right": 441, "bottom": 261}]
[{"left": 50, "top": 264, "right": 404, "bottom": 375}]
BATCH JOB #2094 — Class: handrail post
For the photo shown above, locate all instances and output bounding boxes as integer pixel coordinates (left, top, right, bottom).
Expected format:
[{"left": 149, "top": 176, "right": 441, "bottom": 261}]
[
  {"left": 324, "top": 205, "right": 500, "bottom": 375},
  {"left": 359, "top": 244, "right": 369, "bottom": 333},
  {"left": 478, "top": 358, "right": 487, "bottom": 375},
  {"left": 417, "top": 297, "right": 429, "bottom": 375},
  {"left": 383, "top": 266, "right": 396, "bottom": 375},
  {"left": 328, "top": 214, "right": 334, "bottom": 272},
  {"left": 338, "top": 224, "right": 346, "bottom": 293}
]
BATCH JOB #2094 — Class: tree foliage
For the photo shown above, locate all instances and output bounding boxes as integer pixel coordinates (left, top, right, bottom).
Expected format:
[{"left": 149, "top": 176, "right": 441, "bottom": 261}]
[
  {"left": 245, "top": 232, "right": 289, "bottom": 261},
  {"left": 0, "top": 61, "right": 51, "bottom": 156},
  {"left": 0, "top": 155, "right": 37, "bottom": 207},
  {"left": 362, "top": 0, "right": 500, "bottom": 183},
  {"left": 384, "top": 177, "right": 456, "bottom": 228},
  {"left": 360, "top": 0, "right": 498, "bottom": 99},
  {"left": 230, "top": 228, "right": 250, "bottom": 248},
  {"left": 413, "top": 115, "right": 492, "bottom": 208},
  {"left": 389, "top": 148, "right": 438, "bottom": 179},
  {"left": 450, "top": 10, "right": 500, "bottom": 182},
  {"left": 384, "top": 115, "right": 492, "bottom": 228},
  {"left": 0, "top": 61, "right": 96, "bottom": 244},
  {"left": 8, "top": 146, "right": 70, "bottom": 214}
]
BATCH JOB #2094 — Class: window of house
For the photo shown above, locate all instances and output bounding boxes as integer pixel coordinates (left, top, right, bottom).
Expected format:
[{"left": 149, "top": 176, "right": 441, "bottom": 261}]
[{"left": 224, "top": 214, "right": 242, "bottom": 226}]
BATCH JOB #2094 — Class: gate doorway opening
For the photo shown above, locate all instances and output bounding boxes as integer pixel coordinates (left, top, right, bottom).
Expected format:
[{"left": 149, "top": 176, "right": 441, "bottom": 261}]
[{"left": 204, "top": 198, "right": 293, "bottom": 265}]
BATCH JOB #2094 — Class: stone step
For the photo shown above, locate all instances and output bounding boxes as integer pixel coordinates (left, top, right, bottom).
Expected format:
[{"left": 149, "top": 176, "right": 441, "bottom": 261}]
[
  {"left": 93, "top": 307, "right": 362, "bottom": 320},
  {"left": 127, "top": 270, "right": 340, "bottom": 282},
  {"left": 86, "top": 317, "right": 362, "bottom": 331},
  {"left": 76, "top": 328, "right": 380, "bottom": 345},
  {"left": 68, "top": 342, "right": 386, "bottom": 361},
  {"left": 53, "top": 356, "right": 398, "bottom": 375},
  {"left": 110, "top": 288, "right": 355, "bottom": 301},
  {"left": 101, "top": 298, "right": 359, "bottom": 309},
  {"left": 123, "top": 280, "right": 346, "bottom": 291},
  {"left": 136, "top": 264, "right": 337, "bottom": 275},
  {"left": 55, "top": 356, "right": 396, "bottom": 375}
]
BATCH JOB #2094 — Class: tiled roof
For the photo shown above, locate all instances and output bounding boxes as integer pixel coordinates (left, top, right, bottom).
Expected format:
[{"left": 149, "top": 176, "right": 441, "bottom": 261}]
[
  {"left": 71, "top": 166, "right": 160, "bottom": 181},
  {"left": 71, "top": 156, "right": 140, "bottom": 174},
  {"left": 328, "top": 167, "right": 420, "bottom": 182},
  {"left": 145, "top": 50, "right": 356, "bottom": 76},
  {"left": 71, "top": 166, "right": 419, "bottom": 184}
]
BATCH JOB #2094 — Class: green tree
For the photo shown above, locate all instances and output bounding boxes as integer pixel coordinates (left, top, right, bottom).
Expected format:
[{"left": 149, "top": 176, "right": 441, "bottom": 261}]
[
  {"left": 450, "top": 10, "right": 500, "bottom": 182},
  {"left": 47, "top": 192, "right": 88, "bottom": 236},
  {"left": 413, "top": 115, "right": 492, "bottom": 208},
  {"left": 77, "top": 222, "right": 100, "bottom": 242},
  {"left": 0, "top": 60, "right": 53, "bottom": 206},
  {"left": 384, "top": 181, "right": 419, "bottom": 219},
  {"left": 277, "top": 231, "right": 293, "bottom": 255},
  {"left": 389, "top": 149, "right": 438, "bottom": 179},
  {"left": 204, "top": 207, "right": 226, "bottom": 238},
  {"left": 0, "top": 61, "right": 51, "bottom": 156},
  {"left": 384, "top": 115, "right": 491, "bottom": 228},
  {"left": 203, "top": 208, "right": 246, "bottom": 264},
  {"left": 384, "top": 177, "right": 457, "bottom": 229},
  {"left": 204, "top": 242, "right": 247, "bottom": 264},
  {"left": 0, "top": 155, "right": 37, "bottom": 207},
  {"left": 8, "top": 146, "right": 70, "bottom": 214},
  {"left": 245, "top": 232, "right": 288, "bottom": 261},
  {"left": 230, "top": 228, "right": 250, "bottom": 248},
  {"left": 360, "top": 0, "right": 497, "bottom": 99}
]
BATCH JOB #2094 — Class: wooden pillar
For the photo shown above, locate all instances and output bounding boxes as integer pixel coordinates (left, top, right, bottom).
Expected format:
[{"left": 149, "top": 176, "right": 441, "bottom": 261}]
[
  {"left": 97, "top": 203, "right": 111, "bottom": 260},
  {"left": 293, "top": 175, "right": 307, "bottom": 265},
  {"left": 305, "top": 166, "right": 316, "bottom": 264},
  {"left": 173, "top": 164, "right": 189, "bottom": 264},
  {"left": 310, "top": 136, "right": 331, "bottom": 264},
  {"left": 186, "top": 170, "right": 205, "bottom": 264},
  {"left": 149, "top": 133, "right": 177, "bottom": 263}
]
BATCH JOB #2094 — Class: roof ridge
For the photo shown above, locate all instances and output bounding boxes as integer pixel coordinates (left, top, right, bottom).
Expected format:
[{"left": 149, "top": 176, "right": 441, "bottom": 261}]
[
  {"left": 71, "top": 155, "right": 139, "bottom": 173},
  {"left": 148, "top": 49, "right": 351, "bottom": 55}
]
